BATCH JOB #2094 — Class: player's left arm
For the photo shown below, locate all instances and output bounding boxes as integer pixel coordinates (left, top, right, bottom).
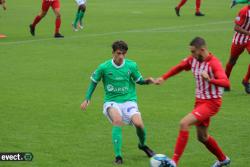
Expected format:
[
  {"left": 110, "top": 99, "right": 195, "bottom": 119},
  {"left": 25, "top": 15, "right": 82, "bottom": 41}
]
[
  {"left": 131, "top": 63, "right": 154, "bottom": 85},
  {"left": 202, "top": 60, "right": 230, "bottom": 88}
]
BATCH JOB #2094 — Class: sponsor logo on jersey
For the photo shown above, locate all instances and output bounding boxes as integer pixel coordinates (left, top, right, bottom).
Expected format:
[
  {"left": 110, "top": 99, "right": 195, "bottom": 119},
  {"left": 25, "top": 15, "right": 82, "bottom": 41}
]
[{"left": 106, "top": 84, "right": 129, "bottom": 92}]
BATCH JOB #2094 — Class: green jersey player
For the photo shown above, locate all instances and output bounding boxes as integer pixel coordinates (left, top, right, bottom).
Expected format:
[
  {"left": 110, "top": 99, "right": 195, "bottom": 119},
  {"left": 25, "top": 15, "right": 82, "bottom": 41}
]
[
  {"left": 80, "top": 40, "right": 155, "bottom": 164},
  {"left": 72, "top": 0, "right": 86, "bottom": 31}
]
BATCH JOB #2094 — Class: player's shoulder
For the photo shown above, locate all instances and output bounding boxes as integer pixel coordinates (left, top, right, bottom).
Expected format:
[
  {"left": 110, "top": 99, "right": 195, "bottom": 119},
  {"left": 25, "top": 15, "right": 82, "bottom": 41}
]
[
  {"left": 125, "top": 59, "right": 137, "bottom": 67},
  {"left": 97, "top": 59, "right": 112, "bottom": 69},
  {"left": 209, "top": 54, "right": 223, "bottom": 67},
  {"left": 182, "top": 55, "right": 193, "bottom": 63}
]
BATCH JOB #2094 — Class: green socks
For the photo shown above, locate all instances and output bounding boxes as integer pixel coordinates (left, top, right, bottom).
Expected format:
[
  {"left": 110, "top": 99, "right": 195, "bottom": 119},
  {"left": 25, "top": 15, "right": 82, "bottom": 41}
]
[
  {"left": 136, "top": 127, "right": 146, "bottom": 146},
  {"left": 112, "top": 126, "right": 122, "bottom": 157},
  {"left": 79, "top": 10, "right": 85, "bottom": 25},
  {"left": 73, "top": 10, "right": 85, "bottom": 28}
]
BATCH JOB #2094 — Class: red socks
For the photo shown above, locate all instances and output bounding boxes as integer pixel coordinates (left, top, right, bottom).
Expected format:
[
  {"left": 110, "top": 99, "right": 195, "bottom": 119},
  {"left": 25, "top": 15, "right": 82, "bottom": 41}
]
[
  {"left": 177, "top": 0, "right": 187, "bottom": 9},
  {"left": 172, "top": 130, "right": 189, "bottom": 164},
  {"left": 203, "top": 136, "right": 226, "bottom": 161},
  {"left": 225, "top": 63, "right": 234, "bottom": 79},
  {"left": 32, "top": 15, "right": 42, "bottom": 27},
  {"left": 243, "top": 64, "right": 250, "bottom": 83},
  {"left": 55, "top": 17, "right": 61, "bottom": 34},
  {"left": 196, "top": 0, "right": 201, "bottom": 13}
]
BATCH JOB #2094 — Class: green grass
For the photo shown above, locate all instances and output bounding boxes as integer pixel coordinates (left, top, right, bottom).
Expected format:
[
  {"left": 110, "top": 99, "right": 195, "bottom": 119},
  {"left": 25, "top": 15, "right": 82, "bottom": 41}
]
[{"left": 0, "top": 0, "right": 250, "bottom": 166}]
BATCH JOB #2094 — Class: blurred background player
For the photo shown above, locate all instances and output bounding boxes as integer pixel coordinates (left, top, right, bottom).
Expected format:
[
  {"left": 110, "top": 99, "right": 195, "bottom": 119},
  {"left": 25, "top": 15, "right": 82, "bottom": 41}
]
[
  {"left": 80, "top": 40, "right": 155, "bottom": 165},
  {"left": 29, "top": 0, "right": 64, "bottom": 38},
  {"left": 72, "top": 0, "right": 86, "bottom": 32},
  {"left": 155, "top": 37, "right": 231, "bottom": 167},
  {"left": 175, "top": 0, "right": 204, "bottom": 16},
  {"left": 225, "top": 2, "right": 250, "bottom": 93},
  {"left": 0, "top": 0, "right": 6, "bottom": 10}
]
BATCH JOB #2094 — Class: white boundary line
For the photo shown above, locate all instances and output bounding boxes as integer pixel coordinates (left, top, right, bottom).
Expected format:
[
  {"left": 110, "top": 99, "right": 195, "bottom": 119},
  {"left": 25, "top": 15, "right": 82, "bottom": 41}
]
[{"left": 0, "top": 21, "right": 232, "bottom": 45}]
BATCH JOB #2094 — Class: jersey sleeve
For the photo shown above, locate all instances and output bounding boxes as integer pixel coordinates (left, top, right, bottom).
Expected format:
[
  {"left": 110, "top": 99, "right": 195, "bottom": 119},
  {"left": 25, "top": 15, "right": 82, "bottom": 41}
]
[
  {"left": 209, "top": 59, "right": 230, "bottom": 88},
  {"left": 90, "top": 64, "right": 104, "bottom": 83},
  {"left": 162, "top": 56, "right": 192, "bottom": 80},
  {"left": 235, "top": 8, "right": 246, "bottom": 26},
  {"left": 131, "top": 63, "right": 143, "bottom": 82}
]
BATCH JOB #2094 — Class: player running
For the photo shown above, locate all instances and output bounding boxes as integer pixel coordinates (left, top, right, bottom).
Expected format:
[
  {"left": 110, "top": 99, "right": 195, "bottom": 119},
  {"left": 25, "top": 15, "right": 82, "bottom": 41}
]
[
  {"left": 29, "top": 0, "right": 64, "bottom": 38},
  {"left": 175, "top": 0, "right": 204, "bottom": 16},
  {"left": 80, "top": 40, "right": 155, "bottom": 164},
  {"left": 72, "top": 0, "right": 86, "bottom": 31},
  {"left": 155, "top": 37, "right": 231, "bottom": 167},
  {"left": 0, "top": 0, "right": 6, "bottom": 10},
  {"left": 225, "top": 2, "right": 250, "bottom": 93}
]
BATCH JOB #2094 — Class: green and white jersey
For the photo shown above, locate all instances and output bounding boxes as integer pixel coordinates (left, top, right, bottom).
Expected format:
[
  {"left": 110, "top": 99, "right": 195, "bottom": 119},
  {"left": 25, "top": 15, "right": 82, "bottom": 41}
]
[{"left": 91, "top": 59, "right": 143, "bottom": 103}]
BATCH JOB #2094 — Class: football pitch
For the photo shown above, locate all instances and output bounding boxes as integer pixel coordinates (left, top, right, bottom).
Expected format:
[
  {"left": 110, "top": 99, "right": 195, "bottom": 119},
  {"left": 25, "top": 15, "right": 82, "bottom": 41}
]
[{"left": 0, "top": 0, "right": 250, "bottom": 166}]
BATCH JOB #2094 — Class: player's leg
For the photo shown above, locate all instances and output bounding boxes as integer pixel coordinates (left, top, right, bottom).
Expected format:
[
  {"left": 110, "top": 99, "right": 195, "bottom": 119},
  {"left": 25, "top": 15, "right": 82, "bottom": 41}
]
[
  {"left": 242, "top": 43, "right": 250, "bottom": 94},
  {"left": 195, "top": 0, "right": 205, "bottom": 16},
  {"left": 104, "top": 102, "right": 124, "bottom": 164},
  {"left": 78, "top": 4, "right": 86, "bottom": 29},
  {"left": 196, "top": 126, "right": 230, "bottom": 167},
  {"left": 225, "top": 43, "right": 245, "bottom": 81},
  {"left": 170, "top": 113, "right": 198, "bottom": 166},
  {"left": 29, "top": 2, "right": 49, "bottom": 36},
  {"left": 175, "top": 0, "right": 188, "bottom": 16},
  {"left": 52, "top": 1, "right": 63, "bottom": 38},
  {"left": 131, "top": 114, "right": 155, "bottom": 157}
]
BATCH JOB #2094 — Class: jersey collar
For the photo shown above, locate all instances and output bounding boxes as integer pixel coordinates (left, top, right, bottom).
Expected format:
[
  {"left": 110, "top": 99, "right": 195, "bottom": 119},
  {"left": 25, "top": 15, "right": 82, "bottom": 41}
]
[{"left": 111, "top": 59, "right": 126, "bottom": 68}]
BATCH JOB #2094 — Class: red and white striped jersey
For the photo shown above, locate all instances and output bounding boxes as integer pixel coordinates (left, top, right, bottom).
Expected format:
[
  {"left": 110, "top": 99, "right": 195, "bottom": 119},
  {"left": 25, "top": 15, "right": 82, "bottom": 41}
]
[
  {"left": 162, "top": 53, "right": 230, "bottom": 100},
  {"left": 232, "top": 6, "right": 250, "bottom": 45}
]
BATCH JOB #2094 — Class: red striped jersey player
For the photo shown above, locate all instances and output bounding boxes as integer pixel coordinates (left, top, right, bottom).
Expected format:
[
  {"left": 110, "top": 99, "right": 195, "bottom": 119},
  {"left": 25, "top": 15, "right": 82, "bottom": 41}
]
[
  {"left": 225, "top": 4, "right": 250, "bottom": 93},
  {"left": 155, "top": 37, "right": 231, "bottom": 167}
]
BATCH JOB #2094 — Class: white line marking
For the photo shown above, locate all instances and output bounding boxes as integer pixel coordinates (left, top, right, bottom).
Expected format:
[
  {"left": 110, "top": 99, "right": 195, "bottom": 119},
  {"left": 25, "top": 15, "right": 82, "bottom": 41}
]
[{"left": 0, "top": 21, "right": 232, "bottom": 45}]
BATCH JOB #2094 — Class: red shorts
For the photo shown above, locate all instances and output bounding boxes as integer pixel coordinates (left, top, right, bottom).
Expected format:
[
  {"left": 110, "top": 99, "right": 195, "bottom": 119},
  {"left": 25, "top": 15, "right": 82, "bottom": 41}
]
[
  {"left": 231, "top": 41, "right": 250, "bottom": 58},
  {"left": 42, "top": 0, "right": 60, "bottom": 11},
  {"left": 191, "top": 98, "right": 222, "bottom": 127}
]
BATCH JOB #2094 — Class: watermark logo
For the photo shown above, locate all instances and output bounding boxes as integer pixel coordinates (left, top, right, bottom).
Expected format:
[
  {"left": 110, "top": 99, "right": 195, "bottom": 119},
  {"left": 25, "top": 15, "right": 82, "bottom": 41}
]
[{"left": 0, "top": 152, "right": 33, "bottom": 161}]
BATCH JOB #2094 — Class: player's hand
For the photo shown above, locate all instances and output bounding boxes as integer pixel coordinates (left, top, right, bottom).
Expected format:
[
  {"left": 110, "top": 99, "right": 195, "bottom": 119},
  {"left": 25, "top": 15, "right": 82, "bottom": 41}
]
[
  {"left": 145, "top": 77, "right": 155, "bottom": 84},
  {"left": 201, "top": 71, "right": 211, "bottom": 81},
  {"left": 80, "top": 100, "right": 90, "bottom": 111},
  {"left": 154, "top": 77, "right": 164, "bottom": 85}
]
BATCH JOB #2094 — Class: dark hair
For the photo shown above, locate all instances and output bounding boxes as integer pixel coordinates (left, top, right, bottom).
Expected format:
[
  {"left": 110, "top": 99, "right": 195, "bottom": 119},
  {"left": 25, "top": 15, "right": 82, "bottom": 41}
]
[
  {"left": 112, "top": 40, "right": 128, "bottom": 52},
  {"left": 190, "top": 37, "right": 206, "bottom": 48}
]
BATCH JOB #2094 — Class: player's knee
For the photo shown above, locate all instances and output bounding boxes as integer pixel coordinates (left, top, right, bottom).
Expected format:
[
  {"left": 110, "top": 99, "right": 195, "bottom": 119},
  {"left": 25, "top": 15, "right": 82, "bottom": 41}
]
[
  {"left": 179, "top": 120, "right": 189, "bottom": 130},
  {"left": 40, "top": 12, "right": 47, "bottom": 17},
  {"left": 112, "top": 119, "right": 123, "bottom": 126},
  {"left": 197, "top": 134, "right": 208, "bottom": 143},
  {"left": 134, "top": 122, "right": 144, "bottom": 129}
]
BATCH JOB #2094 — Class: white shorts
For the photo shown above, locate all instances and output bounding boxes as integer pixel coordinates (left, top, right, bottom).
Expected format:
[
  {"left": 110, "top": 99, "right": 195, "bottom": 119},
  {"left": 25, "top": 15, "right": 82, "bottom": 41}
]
[
  {"left": 103, "top": 101, "right": 140, "bottom": 125},
  {"left": 75, "top": 0, "right": 86, "bottom": 6}
]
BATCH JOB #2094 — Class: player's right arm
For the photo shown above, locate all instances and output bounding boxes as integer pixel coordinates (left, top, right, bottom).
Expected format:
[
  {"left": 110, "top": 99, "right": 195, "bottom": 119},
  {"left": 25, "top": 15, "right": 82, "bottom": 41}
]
[
  {"left": 234, "top": 8, "right": 250, "bottom": 35},
  {"left": 155, "top": 56, "right": 192, "bottom": 84},
  {"left": 80, "top": 64, "right": 103, "bottom": 111}
]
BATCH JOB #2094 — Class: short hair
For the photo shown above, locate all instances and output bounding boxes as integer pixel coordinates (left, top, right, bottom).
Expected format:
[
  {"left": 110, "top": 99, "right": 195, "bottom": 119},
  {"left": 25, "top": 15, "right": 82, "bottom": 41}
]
[
  {"left": 112, "top": 40, "right": 128, "bottom": 52},
  {"left": 189, "top": 37, "right": 206, "bottom": 49}
]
